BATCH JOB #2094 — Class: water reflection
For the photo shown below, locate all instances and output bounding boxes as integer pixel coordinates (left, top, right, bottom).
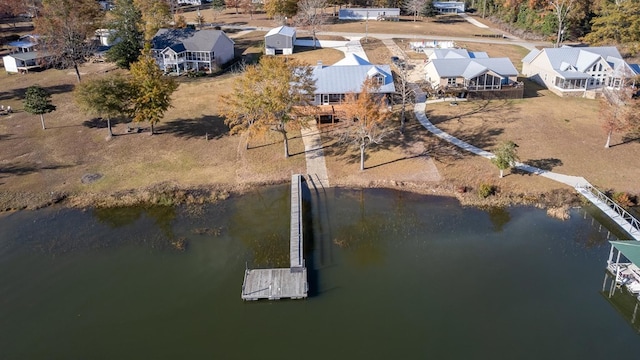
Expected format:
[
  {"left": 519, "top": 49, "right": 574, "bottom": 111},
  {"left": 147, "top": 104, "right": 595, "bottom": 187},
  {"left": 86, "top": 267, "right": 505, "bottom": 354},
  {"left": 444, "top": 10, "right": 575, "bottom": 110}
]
[{"left": 483, "top": 206, "right": 511, "bottom": 232}]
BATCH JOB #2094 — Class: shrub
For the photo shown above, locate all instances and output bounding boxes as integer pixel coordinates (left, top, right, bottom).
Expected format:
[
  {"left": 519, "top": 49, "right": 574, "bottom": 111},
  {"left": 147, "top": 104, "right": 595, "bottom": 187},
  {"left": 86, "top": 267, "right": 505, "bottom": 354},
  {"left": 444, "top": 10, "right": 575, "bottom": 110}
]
[
  {"left": 478, "top": 183, "right": 496, "bottom": 198},
  {"left": 613, "top": 192, "right": 636, "bottom": 208}
]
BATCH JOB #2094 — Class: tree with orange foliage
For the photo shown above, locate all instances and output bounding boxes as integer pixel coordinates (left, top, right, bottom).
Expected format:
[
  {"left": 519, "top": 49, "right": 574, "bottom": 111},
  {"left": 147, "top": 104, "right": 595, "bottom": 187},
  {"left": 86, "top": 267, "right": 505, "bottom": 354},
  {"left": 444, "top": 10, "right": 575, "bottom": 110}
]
[{"left": 340, "top": 78, "right": 391, "bottom": 171}]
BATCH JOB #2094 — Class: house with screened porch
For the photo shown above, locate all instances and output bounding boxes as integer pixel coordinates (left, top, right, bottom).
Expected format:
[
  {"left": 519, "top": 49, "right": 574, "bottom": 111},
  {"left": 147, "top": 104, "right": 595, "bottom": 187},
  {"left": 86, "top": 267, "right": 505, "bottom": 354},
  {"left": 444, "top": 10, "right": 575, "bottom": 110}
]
[
  {"left": 424, "top": 48, "right": 522, "bottom": 99},
  {"left": 521, "top": 46, "right": 639, "bottom": 98},
  {"left": 151, "top": 28, "right": 234, "bottom": 75}
]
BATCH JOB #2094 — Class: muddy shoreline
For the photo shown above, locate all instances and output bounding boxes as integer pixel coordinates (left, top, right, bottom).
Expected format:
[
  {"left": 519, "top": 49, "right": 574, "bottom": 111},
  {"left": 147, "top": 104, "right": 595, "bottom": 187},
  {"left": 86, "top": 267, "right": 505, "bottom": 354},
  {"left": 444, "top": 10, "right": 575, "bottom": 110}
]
[{"left": 0, "top": 178, "right": 583, "bottom": 215}]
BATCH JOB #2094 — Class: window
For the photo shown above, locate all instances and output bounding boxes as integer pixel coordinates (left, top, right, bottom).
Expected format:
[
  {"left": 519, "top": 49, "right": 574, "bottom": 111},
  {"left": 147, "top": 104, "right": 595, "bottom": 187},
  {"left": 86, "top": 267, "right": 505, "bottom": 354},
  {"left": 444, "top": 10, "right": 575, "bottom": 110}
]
[
  {"left": 373, "top": 74, "right": 384, "bottom": 86},
  {"left": 447, "top": 77, "right": 456, "bottom": 85}
]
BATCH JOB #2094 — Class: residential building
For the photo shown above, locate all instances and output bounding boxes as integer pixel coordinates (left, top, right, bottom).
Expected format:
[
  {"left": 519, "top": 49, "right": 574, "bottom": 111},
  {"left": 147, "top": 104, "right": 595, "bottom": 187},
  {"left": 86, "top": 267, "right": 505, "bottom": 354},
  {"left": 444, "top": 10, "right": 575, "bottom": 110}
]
[
  {"left": 433, "top": 1, "right": 465, "bottom": 13},
  {"left": 151, "top": 28, "right": 235, "bottom": 75},
  {"left": 338, "top": 8, "right": 400, "bottom": 21},
  {"left": 521, "top": 46, "right": 639, "bottom": 98},
  {"left": 425, "top": 48, "right": 521, "bottom": 99},
  {"left": 310, "top": 54, "right": 395, "bottom": 106}
]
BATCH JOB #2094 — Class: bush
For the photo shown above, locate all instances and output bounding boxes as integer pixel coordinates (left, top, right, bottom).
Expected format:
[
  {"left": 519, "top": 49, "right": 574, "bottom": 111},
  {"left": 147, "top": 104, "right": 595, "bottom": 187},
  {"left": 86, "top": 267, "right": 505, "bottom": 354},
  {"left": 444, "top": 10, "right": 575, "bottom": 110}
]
[
  {"left": 478, "top": 183, "right": 496, "bottom": 198},
  {"left": 613, "top": 192, "right": 636, "bottom": 208}
]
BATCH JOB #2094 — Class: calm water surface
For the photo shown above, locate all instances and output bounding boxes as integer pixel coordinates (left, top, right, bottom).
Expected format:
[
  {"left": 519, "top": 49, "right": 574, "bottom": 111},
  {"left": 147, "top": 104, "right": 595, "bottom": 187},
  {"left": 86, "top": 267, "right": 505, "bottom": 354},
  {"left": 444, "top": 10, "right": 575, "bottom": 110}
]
[{"left": 0, "top": 186, "right": 639, "bottom": 359}]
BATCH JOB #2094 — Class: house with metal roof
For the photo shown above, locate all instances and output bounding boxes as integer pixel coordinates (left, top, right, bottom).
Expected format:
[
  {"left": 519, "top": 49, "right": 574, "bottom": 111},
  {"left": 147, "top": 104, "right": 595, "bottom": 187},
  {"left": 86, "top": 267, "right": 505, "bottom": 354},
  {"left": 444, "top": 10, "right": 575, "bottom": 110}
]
[
  {"left": 151, "top": 28, "right": 235, "bottom": 75},
  {"left": 6, "top": 34, "right": 39, "bottom": 53},
  {"left": 338, "top": 8, "right": 400, "bottom": 21},
  {"left": 2, "top": 51, "right": 50, "bottom": 74},
  {"left": 310, "top": 55, "right": 395, "bottom": 106},
  {"left": 424, "top": 50, "right": 521, "bottom": 99},
  {"left": 265, "top": 26, "right": 296, "bottom": 55},
  {"left": 433, "top": 1, "right": 466, "bottom": 13},
  {"left": 521, "top": 46, "right": 639, "bottom": 98}
]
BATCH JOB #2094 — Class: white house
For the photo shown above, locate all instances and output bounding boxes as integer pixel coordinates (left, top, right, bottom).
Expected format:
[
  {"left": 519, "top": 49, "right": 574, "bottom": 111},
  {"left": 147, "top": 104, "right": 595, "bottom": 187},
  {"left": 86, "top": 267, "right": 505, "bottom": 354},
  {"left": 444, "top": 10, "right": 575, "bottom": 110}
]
[
  {"left": 265, "top": 26, "right": 296, "bottom": 55},
  {"left": 425, "top": 49, "right": 521, "bottom": 98},
  {"left": 433, "top": 1, "right": 466, "bottom": 13},
  {"left": 522, "top": 46, "right": 639, "bottom": 97},
  {"left": 151, "top": 28, "right": 235, "bottom": 74},
  {"left": 6, "top": 34, "right": 39, "bottom": 53},
  {"left": 338, "top": 8, "right": 400, "bottom": 21}
]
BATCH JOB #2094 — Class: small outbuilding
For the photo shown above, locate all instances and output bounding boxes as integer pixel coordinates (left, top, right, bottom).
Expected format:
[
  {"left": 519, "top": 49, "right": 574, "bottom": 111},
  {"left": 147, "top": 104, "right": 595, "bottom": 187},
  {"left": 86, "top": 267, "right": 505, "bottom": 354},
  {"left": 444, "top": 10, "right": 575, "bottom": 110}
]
[
  {"left": 2, "top": 52, "right": 48, "bottom": 74},
  {"left": 265, "top": 26, "right": 296, "bottom": 55}
]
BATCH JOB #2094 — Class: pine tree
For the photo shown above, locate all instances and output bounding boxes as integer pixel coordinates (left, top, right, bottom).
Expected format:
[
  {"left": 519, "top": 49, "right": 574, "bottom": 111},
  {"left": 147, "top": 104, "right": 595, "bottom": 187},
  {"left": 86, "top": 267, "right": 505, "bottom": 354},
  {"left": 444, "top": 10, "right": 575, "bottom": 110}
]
[
  {"left": 23, "top": 85, "right": 56, "bottom": 130},
  {"left": 106, "top": 0, "right": 144, "bottom": 69}
]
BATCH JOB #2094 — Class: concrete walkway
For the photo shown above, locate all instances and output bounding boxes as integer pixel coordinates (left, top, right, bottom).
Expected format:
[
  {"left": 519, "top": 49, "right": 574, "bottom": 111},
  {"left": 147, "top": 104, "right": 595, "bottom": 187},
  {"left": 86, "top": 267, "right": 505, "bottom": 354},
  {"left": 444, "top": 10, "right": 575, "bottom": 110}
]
[
  {"left": 458, "top": 13, "right": 489, "bottom": 29},
  {"left": 300, "top": 120, "right": 330, "bottom": 189}
]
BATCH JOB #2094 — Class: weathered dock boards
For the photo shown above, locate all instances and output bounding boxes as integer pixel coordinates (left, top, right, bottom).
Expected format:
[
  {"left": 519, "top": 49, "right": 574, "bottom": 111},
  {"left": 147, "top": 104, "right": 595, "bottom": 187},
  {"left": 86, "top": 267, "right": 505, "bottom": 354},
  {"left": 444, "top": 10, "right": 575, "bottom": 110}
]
[
  {"left": 290, "top": 174, "right": 304, "bottom": 268},
  {"left": 241, "top": 268, "right": 308, "bottom": 300},
  {"left": 241, "top": 174, "right": 308, "bottom": 301}
]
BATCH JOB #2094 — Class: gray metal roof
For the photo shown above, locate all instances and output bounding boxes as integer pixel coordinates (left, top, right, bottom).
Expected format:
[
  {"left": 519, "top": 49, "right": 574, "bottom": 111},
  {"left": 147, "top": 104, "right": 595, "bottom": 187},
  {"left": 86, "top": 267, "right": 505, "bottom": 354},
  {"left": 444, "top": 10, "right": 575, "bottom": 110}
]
[
  {"left": 333, "top": 53, "right": 371, "bottom": 66},
  {"left": 311, "top": 64, "right": 396, "bottom": 94},
  {"left": 429, "top": 58, "right": 518, "bottom": 78},
  {"left": 532, "top": 46, "right": 624, "bottom": 73},
  {"left": 265, "top": 26, "right": 296, "bottom": 37},
  {"left": 522, "top": 49, "right": 540, "bottom": 64},
  {"left": 6, "top": 51, "right": 48, "bottom": 61},
  {"left": 151, "top": 28, "right": 232, "bottom": 52},
  {"left": 431, "top": 48, "right": 488, "bottom": 60}
]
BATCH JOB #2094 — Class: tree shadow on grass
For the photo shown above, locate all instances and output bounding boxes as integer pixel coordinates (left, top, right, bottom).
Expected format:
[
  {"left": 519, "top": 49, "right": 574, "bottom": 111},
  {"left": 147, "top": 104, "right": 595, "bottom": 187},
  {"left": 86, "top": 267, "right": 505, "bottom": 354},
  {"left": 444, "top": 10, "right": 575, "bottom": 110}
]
[
  {"left": 365, "top": 153, "right": 426, "bottom": 170},
  {"left": 512, "top": 158, "right": 563, "bottom": 175},
  {"left": 0, "top": 84, "right": 75, "bottom": 102},
  {"left": 82, "top": 117, "right": 127, "bottom": 129},
  {"left": 618, "top": 131, "right": 640, "bottom": 146},
  {"left": 158, "top": 115, "right": 229, "bottom": 139},
  {"left": 0, "top": 162, "right": 74, "bottom": 178}
]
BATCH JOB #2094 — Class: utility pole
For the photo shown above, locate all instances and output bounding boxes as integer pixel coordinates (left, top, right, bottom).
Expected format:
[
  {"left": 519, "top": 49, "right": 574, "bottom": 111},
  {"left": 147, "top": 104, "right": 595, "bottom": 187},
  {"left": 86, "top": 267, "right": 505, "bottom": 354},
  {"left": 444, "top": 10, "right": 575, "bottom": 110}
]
[{"left": 482, "top": 0, "right": 487, "bottom": 19}]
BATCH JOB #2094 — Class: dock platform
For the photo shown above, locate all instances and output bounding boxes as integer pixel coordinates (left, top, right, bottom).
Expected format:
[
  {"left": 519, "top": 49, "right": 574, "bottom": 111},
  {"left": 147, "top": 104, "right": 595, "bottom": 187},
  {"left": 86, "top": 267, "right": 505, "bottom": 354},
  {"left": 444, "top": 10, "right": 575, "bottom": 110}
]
[
  {"left": 241, "top": 174, "right": 308, "bottom": 301},
  {"left": 241, "top": 268, "right": 308, "bottom": 300}
]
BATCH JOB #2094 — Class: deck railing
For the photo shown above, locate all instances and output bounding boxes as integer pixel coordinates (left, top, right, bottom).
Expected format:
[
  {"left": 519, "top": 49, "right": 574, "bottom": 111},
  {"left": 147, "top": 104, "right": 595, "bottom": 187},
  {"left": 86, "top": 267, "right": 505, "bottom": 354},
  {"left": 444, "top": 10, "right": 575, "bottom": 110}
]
[{"left": 578, "top": 183, "right": 640, "bottom": 234}]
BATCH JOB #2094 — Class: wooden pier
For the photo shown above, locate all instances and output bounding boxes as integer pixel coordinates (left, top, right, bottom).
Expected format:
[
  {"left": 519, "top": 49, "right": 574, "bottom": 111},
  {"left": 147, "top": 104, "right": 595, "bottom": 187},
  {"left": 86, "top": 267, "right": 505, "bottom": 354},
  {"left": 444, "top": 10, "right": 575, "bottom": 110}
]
[{"left": 241, "top": 175, "right": 308, "bottom": 300}]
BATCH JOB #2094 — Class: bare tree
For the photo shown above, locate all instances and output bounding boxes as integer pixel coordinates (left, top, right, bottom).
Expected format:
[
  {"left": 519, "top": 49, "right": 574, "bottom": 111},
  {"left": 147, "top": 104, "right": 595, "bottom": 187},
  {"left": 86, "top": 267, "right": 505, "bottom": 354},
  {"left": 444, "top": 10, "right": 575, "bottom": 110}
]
[
  {"left": 403, "top": 0, "right": 426, "bottom": 22},
  {"left": 601, "top": 86, "right": 635, "bottom": 148},
  {"left": 225, "top": 0, "right": 241, "bottom": 14},
  {"left": 550, "top": 0, "right": 574, "bottom": 47},
  {"left": 294, "top": 0, "right": 327, "bottom": 49},
  {"left": 392, "top": 61, "right": 417, "bottom": 133},
  {"left": 35, "top": 0, "right": 104, "bottom": 83}
]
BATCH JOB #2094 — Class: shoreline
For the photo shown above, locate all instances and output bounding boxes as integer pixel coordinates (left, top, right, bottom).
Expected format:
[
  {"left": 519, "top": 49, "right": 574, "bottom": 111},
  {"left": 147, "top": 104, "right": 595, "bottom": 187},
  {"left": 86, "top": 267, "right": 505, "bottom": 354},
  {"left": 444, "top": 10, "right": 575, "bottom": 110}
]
[{"left": 0, "top": 177, "right": 583, "bottom": 214}]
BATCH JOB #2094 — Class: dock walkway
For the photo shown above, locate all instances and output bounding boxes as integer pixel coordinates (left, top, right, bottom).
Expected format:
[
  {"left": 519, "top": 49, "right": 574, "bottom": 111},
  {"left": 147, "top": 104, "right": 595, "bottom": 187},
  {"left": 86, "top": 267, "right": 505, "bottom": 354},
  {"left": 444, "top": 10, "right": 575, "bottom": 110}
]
[{"left": 241, "top": 175, "right": 308, "bottom": 300}]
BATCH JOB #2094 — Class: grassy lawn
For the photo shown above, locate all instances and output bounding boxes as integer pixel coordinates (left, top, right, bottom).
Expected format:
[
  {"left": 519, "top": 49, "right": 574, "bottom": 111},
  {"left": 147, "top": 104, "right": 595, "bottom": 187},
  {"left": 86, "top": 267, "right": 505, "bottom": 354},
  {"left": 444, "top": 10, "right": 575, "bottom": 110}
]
[{"left": 1, "top": 10, "right": 638, "bottom": 211}]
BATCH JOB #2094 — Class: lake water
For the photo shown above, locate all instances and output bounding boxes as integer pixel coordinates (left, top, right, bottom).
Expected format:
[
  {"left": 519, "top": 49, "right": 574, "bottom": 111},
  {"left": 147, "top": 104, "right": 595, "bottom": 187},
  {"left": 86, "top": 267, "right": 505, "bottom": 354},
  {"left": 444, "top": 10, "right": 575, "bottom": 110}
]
[{"left": 0, "top": 186, "right": 639, "bottom": 359}]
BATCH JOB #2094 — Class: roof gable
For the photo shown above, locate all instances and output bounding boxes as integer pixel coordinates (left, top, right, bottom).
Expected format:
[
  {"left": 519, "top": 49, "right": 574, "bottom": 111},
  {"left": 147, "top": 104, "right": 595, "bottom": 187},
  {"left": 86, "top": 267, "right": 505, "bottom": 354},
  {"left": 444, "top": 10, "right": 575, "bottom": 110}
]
[
  {"left": 531, "top": 46, "right": 628, "bottom": 76},
  {"left": 152, "top": 28, "right": 231, "bottom": 52},
  {"left": 266, "top": 25, "right": 296, "bottom": 37},
  {"left": 311, "top": 63, "right": 395, "bottom": 94},
  {"left": 430, "top": 58, "right": 518, "bottom": 78}
]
